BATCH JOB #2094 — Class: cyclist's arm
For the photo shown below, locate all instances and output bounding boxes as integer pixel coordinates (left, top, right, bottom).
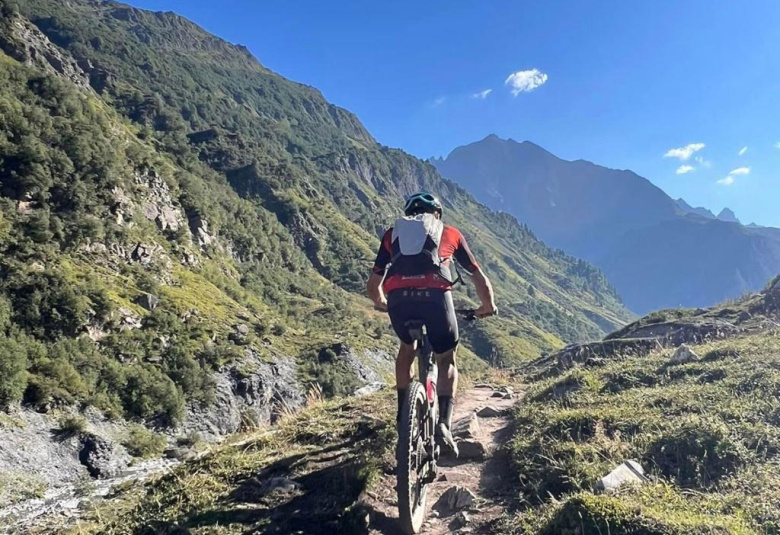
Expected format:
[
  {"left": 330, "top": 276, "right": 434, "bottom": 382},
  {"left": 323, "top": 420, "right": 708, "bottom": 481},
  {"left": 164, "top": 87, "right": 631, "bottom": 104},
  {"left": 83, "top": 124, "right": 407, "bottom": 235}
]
[
  {"left": 367, "top": 230, "right": 392, "bottom": 310},
  {"left": 470, "top": 268, "right": 497, "bottom": 317},
  {"left": 453, "top": 232, "right": 497, "bottom": 317},
  {"left": 367, "top": 272, "right": 387, "bottom": 310}
]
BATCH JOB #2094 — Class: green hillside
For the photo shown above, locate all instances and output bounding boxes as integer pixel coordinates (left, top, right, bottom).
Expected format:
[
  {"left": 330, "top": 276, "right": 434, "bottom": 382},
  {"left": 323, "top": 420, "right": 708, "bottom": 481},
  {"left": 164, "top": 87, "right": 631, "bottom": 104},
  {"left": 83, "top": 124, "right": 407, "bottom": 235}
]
[
  {"left": 496, "top": 276, "right": 780, "bottom": 534},
  {"left": 0, "top": 0, "right": 629, "bottom": 427}
]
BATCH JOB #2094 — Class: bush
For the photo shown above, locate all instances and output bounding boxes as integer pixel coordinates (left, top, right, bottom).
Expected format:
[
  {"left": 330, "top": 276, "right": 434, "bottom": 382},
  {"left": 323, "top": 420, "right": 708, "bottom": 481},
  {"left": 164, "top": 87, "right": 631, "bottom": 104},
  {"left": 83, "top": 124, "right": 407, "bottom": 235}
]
[
  {"left": 0, "top": 336, "right": 27, "bottom": 409},
  {"left": 57, "top": 414, "right": 88, "bottom": 437},
  {"left": 123, "top": 425, "right": 167, "bottom": 458}
]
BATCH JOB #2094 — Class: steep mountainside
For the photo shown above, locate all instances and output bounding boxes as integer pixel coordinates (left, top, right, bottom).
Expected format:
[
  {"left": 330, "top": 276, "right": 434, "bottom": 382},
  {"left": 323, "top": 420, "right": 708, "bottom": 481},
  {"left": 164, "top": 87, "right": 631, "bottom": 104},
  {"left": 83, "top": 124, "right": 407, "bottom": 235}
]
[
  {"left": 0, "top": 0, "right": 630, "bottom": 453},
  {"left": 433, "top": 135, "right": 780, "bottom": 313}
]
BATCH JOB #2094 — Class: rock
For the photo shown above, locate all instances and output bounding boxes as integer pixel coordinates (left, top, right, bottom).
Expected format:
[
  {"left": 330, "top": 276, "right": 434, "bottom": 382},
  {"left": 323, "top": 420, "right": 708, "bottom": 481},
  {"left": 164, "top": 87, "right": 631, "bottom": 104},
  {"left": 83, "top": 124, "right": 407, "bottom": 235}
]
[
  {"left": 136, "top": 293, "right": 160, "bottom": 311},
  {"left": 131, "top": 243, "right": 156, "bottom": 265},
  {"left": 585, "top": 357, "right": 606, "bottom": 368},
  {"left": 499, "top": 386, "right": 514, "bottom": 396},
  {"left": 441, "top": 486, "right": 476, "bottom": 511},
  {"left": 490, "top": 391, "right": 504, "bottom": 398},
  {"left": 456, "top": 439, "right": 486, "bottom": 460},
  {"left": 164, "top": 447, "right": 197, "bottom": 461},
  {"left": 84, "top": 242, "right": 108, "bottom": 255},
  {"left": 670, "top": 344, "right": 699, "bottom": 364},
  {"left": 16, "top": 200, "right": 36, "bottom": 214},
  {"left": 594, "top": 460, "right": 647, "bottom": 494},
  {"left": 117, "top": 307, "right": 142, "bottom": 330},
  {"left": 79, "top": 433, "right": 130, "bottom": 479},
  {"left": 259, "top": 476, "right": 301, "bottom": 496},
  {"left": 142, "top": 203, "right": 160, "bottom": 222},
  {"left": 456, "top": 511, "right": 471, "bottom": 527},
  {"left": 452, "top": 413, "right": 481, "bottom": 440},
  {"left": 180, "top": 351, "right": 304, "bottom": 439},
  {"left": 476, "top": 406, "right": 505, "bottom": 418},
  {"left": 353, "top": 382, "right": 385, "bottom": 397},
  {"left": 737, "top": 310, "right": 751, "bottom": 322},
  {"left": 229, "top": 324, "right": 250, "bottom": 345}
]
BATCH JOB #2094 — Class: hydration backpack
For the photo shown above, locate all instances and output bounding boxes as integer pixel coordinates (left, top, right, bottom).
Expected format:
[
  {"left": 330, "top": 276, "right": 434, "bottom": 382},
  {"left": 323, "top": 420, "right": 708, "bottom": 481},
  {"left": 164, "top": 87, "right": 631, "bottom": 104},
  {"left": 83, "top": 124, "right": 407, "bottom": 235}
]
[{"left": 386, "top": 214, "right": 454, "bottom": 283}]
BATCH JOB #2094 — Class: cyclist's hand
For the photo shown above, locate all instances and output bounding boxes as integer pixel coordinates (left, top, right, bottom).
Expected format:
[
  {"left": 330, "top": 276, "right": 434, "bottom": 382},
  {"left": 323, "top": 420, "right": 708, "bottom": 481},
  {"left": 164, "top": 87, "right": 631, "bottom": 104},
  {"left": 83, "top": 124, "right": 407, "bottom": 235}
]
[
  {"left": 374, "top": 297, "right": 388, "bottom": 312},
  {"left": 475, "top": 302, "right": 498, "bottom": 318}
]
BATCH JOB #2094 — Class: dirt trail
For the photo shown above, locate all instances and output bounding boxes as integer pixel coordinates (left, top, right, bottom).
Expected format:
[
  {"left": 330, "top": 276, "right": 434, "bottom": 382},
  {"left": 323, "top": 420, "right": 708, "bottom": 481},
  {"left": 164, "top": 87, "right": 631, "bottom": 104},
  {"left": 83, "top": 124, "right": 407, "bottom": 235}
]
[{"left": 364, "top": 384, "right": 520, "bottom": 534}]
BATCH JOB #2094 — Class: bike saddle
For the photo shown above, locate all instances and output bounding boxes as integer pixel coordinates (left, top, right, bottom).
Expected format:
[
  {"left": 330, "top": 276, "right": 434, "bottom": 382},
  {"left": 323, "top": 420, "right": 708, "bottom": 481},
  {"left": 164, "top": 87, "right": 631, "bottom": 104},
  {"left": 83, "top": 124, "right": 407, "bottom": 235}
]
[{"left": 403, "top": 319, "right": 425, "bottom": 340}]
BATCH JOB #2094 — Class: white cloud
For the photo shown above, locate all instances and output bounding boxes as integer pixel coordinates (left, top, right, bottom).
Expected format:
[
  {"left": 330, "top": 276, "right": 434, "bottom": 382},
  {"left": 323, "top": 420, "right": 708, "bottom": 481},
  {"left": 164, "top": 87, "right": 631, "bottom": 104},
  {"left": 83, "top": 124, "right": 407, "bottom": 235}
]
[
  {"left": 664, "top": 143, "right": 705, "bottom": 161},
  {"left": 504, "top": 69, "right": 548, "bottom": 95},
  {"left": 432, "top": 96, "right": 446, "bottom": 108},
  {"left": 472, "top": 89, "right": 492, "bottom": 99},
  {"left": 694, "top": 155, "right": 712, "bottom": 168},
  {"left": 738, "top": 146, "right": 748, "bottom": 156},
  {"left": 717, "top": 176, "right": 735, "bottom": 186},
  {"left": 775, "top": 142, "right": 780, "bottom": 149},
  {"left": 676, "top": 165, "right": 695, "bottom": 175},
  {"left": 730, "top": 166, "right": 750, "bottom": 175}
]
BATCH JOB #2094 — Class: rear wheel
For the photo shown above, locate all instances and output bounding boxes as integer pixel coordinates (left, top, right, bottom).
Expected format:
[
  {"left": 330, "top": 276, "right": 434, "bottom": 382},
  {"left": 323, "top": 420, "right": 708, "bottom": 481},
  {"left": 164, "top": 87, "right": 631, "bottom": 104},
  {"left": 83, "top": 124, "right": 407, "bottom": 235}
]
[{"left": 397, "top": 381, "right": 431, "bottom": 534}]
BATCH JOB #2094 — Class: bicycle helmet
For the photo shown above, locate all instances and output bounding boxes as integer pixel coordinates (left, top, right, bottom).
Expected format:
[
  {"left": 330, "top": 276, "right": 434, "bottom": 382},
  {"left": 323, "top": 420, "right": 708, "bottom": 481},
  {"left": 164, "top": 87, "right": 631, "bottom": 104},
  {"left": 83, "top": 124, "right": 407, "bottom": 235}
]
[{"left": 403, "top": 192, "right": 443, "bottom": 216}]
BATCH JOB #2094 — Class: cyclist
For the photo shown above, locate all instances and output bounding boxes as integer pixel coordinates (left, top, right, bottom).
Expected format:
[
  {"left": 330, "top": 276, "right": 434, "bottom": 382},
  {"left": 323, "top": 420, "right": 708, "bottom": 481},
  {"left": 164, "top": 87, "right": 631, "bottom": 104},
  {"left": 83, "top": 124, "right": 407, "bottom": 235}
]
[{"left": 367, "top": 192, "right": 497, "bottom": 456}]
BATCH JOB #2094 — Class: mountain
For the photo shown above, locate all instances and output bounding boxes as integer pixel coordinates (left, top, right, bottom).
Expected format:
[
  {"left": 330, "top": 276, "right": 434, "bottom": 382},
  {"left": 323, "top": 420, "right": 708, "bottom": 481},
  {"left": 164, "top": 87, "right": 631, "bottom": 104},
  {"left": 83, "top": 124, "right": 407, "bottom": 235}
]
[
  {"left": 434, "top": 135, "right": 780, "bottom": 313},
  {"left": 675, "top": 197, "right": 716, "bottom": 220},
  {"left": 717, "top": 207, "right": 740, "bottom": 224},
  {"left": 0, "top": 0, "right": 633, "bottom": 501}
]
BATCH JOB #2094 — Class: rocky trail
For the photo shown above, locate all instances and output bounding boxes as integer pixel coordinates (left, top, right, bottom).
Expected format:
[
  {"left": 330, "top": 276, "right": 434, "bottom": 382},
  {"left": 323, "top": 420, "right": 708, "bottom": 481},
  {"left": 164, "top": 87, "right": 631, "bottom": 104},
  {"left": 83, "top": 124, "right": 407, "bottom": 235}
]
[{"left": 363, "top": 383, "right": 520, "bottom": 534}]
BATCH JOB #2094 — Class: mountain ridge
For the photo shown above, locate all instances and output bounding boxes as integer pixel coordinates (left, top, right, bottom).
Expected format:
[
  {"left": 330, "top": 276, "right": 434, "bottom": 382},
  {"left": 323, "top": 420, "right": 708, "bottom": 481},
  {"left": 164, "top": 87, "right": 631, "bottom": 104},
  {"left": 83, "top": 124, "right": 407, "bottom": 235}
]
[{"left": 434, "top": 135, "right": 780, "bottom": 313}]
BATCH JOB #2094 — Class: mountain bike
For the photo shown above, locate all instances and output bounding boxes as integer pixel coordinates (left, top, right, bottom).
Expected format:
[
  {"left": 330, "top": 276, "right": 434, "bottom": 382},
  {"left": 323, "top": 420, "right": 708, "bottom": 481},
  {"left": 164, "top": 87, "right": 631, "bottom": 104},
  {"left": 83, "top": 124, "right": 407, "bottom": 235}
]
[{"left": 396, "top": 308, "right": 476, "bottom": 534}]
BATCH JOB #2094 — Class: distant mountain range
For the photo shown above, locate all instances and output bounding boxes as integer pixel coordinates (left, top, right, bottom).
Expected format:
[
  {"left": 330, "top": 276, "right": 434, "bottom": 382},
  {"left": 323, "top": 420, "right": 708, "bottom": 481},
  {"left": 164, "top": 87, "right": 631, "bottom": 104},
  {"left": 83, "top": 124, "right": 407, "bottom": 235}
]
[{"left": 433, "top": 135, "right": 780, "bottom": 313}]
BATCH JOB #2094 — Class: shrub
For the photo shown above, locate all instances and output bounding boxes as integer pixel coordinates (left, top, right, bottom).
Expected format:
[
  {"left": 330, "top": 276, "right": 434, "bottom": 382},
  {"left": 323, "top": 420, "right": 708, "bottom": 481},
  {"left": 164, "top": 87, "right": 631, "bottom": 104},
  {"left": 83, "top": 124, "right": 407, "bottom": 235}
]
[
  {"left": 123, "top": 425, "right": 167, "bottom": 458},
  {"left": 57, "top": 414, "right": 88, "bottom": 437},
  {"left": 0, "top": 336, "right": 27, "bottom": 409}
]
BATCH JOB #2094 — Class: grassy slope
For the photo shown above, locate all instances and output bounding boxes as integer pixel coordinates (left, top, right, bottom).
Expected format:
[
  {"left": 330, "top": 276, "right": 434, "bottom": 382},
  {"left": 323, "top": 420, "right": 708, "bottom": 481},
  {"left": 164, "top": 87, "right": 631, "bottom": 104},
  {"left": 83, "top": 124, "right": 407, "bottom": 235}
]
[
  {"left": 497, "top": 280, "right": 780, "bottom": 534},
  {"left": 60, "top": 392, "right": 397, "bottom": 535}
]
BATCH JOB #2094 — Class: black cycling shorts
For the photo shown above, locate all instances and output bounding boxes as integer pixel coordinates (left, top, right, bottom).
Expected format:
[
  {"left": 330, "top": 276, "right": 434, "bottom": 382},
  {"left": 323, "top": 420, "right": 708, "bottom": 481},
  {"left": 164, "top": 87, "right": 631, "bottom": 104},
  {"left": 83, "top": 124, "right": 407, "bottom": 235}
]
[{"left": 387, "top": 289, "right": 459, "bottom": 354}]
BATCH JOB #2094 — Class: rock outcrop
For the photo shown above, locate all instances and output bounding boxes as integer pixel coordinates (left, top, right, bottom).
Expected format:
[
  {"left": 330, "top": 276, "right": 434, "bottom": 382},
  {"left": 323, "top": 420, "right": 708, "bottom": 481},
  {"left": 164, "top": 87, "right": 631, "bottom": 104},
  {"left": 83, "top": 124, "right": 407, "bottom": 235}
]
[{"left": 181, "top": 350, "right": 304, "bottom": 440}]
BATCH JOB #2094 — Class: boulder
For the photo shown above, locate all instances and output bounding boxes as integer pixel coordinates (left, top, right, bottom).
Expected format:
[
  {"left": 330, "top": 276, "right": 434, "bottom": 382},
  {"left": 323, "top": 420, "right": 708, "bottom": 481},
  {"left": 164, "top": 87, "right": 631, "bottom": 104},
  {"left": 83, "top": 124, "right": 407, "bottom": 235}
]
[
  {"left": 79, "top": 433, "right": 130, "bottom": 479},
  {"left": 452, "top": 413, "right": 481, "bottom": 440},
  {"left": 441, "top": 486, "right": 476, "bottom": 511},
  {"left": 670, "top": 344, "right": 699, "bottom": 364},
  {"left": 136, "top": 293, "right": 160, "bottom": 311},
  {"left": 229, "top": 324, "right": 250, "bottom": 344},
  {"left": 456, "top": 439, "right": 486, "bottom": 460},
  {"left": 594, "top": 460, "right": 647, "bottom": 494}
]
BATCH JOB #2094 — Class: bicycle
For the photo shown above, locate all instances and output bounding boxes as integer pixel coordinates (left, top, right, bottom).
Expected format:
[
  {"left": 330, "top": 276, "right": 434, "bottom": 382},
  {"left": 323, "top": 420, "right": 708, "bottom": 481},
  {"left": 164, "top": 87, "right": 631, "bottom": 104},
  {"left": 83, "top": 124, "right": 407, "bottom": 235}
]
[{"left": 396, "top": 308, "right": 477, "bottom": 535}]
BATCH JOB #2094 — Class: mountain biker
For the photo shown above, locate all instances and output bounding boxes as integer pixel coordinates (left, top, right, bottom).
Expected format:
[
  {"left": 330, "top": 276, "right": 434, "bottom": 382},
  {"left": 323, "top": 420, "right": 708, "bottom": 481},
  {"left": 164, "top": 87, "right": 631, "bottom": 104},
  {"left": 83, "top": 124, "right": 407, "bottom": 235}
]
[{"left": 367, "top": 192, "right": 498, "bottom": 457}]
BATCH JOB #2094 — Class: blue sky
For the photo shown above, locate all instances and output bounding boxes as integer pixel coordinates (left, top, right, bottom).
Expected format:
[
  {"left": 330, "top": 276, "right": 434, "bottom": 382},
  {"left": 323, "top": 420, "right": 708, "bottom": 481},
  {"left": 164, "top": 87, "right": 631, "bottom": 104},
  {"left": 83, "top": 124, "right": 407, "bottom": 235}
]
[{"left": 127, "top": 0, "right": 780, "bottom": 227}]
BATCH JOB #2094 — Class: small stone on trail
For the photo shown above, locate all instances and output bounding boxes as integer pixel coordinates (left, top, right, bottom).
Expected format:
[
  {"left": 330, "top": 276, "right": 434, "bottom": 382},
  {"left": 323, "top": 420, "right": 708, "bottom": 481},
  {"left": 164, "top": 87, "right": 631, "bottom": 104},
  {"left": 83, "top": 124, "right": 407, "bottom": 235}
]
[
  {"left": 670, "top": 344, "right": 699, "bottom": 364},
  {"left": 476, "top": 406, "right": 505, "bottom": 418},
  {"left": 594, "top": 460, "right": 647, "bottom": 494},
  {"left": 259, "top": 476, "right": 301, "bottom": 496},
  {"left": 353, "top": 382, "right": 385, "bottom": 397},
  {"left": 442, "top": 486, "right": 476, "bottom": 511},
  {"left": 456, "top": 511, "right": 471, "bottom": 527}
]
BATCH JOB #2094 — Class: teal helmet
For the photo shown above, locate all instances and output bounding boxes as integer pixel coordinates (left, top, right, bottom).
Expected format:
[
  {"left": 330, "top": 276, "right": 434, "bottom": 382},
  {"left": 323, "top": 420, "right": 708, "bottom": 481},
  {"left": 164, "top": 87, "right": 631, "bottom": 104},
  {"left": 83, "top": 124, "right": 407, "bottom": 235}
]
[{"left": 403, "top": 191, "right": 443, "bottom": 216}]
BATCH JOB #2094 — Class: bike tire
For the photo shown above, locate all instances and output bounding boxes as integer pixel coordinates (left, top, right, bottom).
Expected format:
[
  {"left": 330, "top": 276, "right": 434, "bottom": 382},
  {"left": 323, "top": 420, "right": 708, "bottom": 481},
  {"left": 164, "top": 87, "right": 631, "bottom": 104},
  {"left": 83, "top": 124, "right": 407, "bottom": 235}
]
[{"left": 397, "top": 381, "right": 429, "bottom": 534}]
